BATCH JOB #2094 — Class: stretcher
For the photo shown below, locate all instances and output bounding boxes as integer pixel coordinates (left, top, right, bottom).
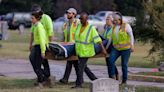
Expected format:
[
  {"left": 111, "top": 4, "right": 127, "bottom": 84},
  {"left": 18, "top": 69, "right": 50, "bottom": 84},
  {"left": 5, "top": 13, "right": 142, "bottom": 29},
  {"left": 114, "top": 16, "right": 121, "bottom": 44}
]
[{"left": 45, "top": 40, "right": 109, "bottom": 60}]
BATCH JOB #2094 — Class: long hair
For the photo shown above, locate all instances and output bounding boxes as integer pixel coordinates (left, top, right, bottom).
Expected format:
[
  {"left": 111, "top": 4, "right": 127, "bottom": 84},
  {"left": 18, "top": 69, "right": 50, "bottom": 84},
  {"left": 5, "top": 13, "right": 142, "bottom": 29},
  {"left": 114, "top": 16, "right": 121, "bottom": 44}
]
[{"left": 115, "top": 12, "right": 123, "bottom": 25}]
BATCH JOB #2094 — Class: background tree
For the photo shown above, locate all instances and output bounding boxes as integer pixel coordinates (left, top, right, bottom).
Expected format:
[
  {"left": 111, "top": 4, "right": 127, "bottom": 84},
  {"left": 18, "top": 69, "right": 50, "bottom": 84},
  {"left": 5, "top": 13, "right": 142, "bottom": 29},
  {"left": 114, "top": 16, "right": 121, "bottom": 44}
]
[
  {"left": 114, "top": 0, "right": 143, "bottom": 16},
  {"left": 0, "top": 0, "right": 54, "bottom": 18},
  {"left": 143, "top": 0, "right": 164, "bottom": 60},
  {"left": 135, "top": 0, "right": 164, "bottom": 61}
]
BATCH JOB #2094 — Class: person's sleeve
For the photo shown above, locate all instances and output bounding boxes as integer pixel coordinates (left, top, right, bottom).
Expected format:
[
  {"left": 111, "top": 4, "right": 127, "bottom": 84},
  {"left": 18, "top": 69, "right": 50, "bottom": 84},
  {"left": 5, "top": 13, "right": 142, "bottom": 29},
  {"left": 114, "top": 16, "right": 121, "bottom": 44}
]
[
  {"left": 62, "top": 22, "right": 67, "bottom": 42},
  {"left": 37, "top": 26, "right": 46, "bottom": 54},
  {"left": 106, "top": 36, "right": 112, "bottom": 49},
  {"left": 126, "top": 24, "right": 134, "bottom": 46},
  {"left": 91, "top": 26, "right": 102, "bottom": 44},
  {"left": 30, "top": 25, "right": 34, "bottom": 33},
  {"left": 46, "top": 16, "right": 54, "bottom": 37}
]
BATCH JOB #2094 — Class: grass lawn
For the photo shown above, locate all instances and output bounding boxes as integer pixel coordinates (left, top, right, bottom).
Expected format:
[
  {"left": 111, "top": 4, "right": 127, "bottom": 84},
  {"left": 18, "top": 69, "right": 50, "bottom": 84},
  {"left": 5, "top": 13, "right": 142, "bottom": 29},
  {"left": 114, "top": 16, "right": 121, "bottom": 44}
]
[
  {"left": 0, "top": 30, "right": 159, "bottom": 68},
  {"left": 0, "top": 30, "right": 30, "bottom": 59},
  {"left": 137, "top": 72, "right": 164, "bottom": 76},
  {"left": 0, "top": 77, "right": 163, "bottom": 92}
]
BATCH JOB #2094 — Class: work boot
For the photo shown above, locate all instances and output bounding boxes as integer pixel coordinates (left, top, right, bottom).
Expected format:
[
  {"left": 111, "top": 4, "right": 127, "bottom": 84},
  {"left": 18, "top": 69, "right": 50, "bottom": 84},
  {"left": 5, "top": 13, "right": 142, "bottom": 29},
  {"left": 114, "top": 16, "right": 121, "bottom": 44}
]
[
  {"left": 42, "top": 77, "right": 54, "bottom": 88},
  {"left": 71, "top": 85, "right": 82, "bottom": 89},
  {"left": 121, "top": 80, "right": 127, "bottom": 85},
  {"left": 34, "top": 82, "right": 39, "bottom": 86},
  {"left": 116, "top": 74, "right": 119, "bottom": 80},
  {"left": 33, "top": 78, "right": 39, "bottom": 86},
  {"left": 59, "top": 79, "right": 68, "bottom": 84}
]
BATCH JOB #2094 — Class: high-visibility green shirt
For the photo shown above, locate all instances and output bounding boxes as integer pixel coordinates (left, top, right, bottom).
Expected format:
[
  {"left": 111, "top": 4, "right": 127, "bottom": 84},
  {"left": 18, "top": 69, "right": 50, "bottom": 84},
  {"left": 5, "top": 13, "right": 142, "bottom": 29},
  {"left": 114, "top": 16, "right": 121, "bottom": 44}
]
[
  {"left": 40, "top": 14, "right": 53, "bottom": 44},
  {"left": 75, "top": 24, "right": 102, "bottom": 57},
  {"left": 31, "top": 22, "right": 46, "bottom": 54}
]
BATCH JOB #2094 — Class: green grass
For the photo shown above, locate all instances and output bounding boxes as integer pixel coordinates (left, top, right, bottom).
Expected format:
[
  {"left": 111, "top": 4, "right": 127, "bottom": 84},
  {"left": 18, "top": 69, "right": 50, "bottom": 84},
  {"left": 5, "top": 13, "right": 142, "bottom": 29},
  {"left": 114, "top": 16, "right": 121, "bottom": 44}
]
[
  {"left": 120, "top": 85, "right": 164, "bottom": 92},
  {"left": 0, "top": 77, "right": 89, "bottom": 92},
  {"left": 0, "top": 30, "right": 30, "bottom": 59},
  {"left": 0, "top": 77, "right": 163, "bottom": 92},
  {"left": 0, "top": 30, "right": 159, "bottom": 68},
  {"left": 137, "top": 72, "right": 164, "bottom": 76}
]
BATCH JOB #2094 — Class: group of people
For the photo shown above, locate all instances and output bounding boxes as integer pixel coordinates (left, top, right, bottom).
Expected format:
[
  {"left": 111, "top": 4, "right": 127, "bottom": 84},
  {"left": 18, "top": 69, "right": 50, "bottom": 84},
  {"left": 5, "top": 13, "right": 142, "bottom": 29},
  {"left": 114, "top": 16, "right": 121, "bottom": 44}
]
[{"left": 29, "top": 5, "right": 134, "bottom": 89}]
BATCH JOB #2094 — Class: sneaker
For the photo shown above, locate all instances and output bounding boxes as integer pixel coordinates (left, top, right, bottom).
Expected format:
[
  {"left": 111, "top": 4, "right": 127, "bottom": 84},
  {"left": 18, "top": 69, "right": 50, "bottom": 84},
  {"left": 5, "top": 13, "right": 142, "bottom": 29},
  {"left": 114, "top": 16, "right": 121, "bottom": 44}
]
[
  {"left": 110, "top": 75, "right": 116, "bottom": 80},
  {"left": 34, "top": 83, "right": 44, "bottom": 89},
  {"left": 59, "top": 79, "right": 68, "bottom": 84}
]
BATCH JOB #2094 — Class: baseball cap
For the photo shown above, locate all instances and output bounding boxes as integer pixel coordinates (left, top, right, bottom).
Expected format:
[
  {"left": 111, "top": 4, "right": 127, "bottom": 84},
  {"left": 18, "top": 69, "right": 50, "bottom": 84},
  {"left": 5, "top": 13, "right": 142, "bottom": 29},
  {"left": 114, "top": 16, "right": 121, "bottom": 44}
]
[
  {"left": 31, "top": 4, "right": 42, "bottom": 13},
  {"left": 66, "top": 8, "right": 77, "bottom": 15}
]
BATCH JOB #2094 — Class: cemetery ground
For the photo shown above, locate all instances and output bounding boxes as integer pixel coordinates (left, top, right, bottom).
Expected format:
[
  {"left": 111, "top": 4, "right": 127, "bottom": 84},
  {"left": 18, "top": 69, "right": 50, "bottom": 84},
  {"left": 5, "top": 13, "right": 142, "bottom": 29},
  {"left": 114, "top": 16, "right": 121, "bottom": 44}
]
[{"left": 0, "top": 30, "right": 164, "bottom": 92}]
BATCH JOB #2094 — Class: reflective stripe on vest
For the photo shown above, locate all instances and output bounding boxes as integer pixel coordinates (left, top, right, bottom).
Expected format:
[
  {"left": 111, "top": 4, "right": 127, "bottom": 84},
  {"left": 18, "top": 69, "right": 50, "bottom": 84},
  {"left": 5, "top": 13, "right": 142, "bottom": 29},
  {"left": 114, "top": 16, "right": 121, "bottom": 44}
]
[
  {"left": 75, "top": 25, "right": 93, "bottom": 44},
  {"left": 103, "top": 27, "right": 112, "bottom": 39},
  {"left": 64, "top": 19, "right": 78, "bottom": 42},
  {"left": 113, "top": 43, "right": 131, "bottom": 49}
]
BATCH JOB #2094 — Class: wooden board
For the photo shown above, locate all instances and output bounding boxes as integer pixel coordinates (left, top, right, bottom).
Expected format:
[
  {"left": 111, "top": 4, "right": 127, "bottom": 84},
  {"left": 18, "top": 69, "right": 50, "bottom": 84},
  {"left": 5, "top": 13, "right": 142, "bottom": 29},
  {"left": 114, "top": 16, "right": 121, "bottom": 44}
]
[{"left": 45, "top": 51, "right": 107, "bottom": 61}]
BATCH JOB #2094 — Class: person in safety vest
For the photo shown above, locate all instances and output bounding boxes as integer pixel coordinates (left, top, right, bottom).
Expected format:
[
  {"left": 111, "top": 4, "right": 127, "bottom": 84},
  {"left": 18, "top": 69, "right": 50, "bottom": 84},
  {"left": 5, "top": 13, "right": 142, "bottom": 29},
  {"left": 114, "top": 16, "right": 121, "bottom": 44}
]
[
  {"left": 29, "top": 4, "right": 53, "bottom": 87},
  {"left": 59, "top": 8, "right": 80, "bottom": 84},
  {"left": 29, "top": 12, "right": 48, "bottom": 88},
  {"left": 106, "top": 12, "right": 134, "bottom": 84},
  {"left": 71, "top": 12, "right": 107, "bottom": 88},
  {"left": 60, "top": 8, "right": 101, "bottom": 84},
  {"left": 102, "top": 14, "right": 119, "bottom": 80}
]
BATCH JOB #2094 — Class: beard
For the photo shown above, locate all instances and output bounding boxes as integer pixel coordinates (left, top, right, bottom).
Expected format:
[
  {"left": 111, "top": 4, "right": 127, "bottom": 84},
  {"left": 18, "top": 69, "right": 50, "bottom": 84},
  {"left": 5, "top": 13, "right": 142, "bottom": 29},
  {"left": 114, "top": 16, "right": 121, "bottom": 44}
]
[{"left": 67, "top": 16, "right": 73, "bottom": 19}]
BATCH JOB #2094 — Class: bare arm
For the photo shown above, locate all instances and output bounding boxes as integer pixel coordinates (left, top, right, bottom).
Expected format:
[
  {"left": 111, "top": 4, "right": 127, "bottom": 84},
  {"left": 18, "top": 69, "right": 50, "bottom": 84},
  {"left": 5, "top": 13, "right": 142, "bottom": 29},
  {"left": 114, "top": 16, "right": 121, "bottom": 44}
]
[
  {"left": 98, "top": 42, "right": 107, "bottom": 56},
  {"left": 29, "top": 32, "right": 33, "bottom": 51},
  {"left": 105, "top": 36, "right": 112, "bottom": 50}
]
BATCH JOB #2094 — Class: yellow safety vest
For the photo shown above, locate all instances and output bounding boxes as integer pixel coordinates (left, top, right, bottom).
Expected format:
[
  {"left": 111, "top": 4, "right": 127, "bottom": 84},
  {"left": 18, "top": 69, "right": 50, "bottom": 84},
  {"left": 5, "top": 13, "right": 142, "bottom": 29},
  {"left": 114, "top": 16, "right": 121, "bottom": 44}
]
[
  {"left": 75, "top": 24, "right": 102, "bottom": 57},
  {"left": 103, "top": 26, "right": 113, "bottom": 39},
  {"left": 63, "top": 19, "right": 79, "bottom": 42},
  {"left": 112, "top": 23, "right": 131, "bottom": 51}
]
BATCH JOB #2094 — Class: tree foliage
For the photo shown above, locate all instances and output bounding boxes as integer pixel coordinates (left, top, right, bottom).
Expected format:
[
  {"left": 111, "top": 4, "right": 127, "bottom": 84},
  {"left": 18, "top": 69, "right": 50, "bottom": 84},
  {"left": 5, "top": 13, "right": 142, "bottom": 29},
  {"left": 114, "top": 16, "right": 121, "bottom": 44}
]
[
  {"left": 114, "top": 0, "right": 143, "bottom": 16},
  {"left": 135, "top": 0, "right": 164, "bottom": 60},
  {"left": 144, "top": 0, "right": 164, "bottom": 59},
  {"left": 0, "top": 0, "right": 54, "bottom": 18},
  {"left": 0, "top": 0, "right": 116, "bottom": 19}
]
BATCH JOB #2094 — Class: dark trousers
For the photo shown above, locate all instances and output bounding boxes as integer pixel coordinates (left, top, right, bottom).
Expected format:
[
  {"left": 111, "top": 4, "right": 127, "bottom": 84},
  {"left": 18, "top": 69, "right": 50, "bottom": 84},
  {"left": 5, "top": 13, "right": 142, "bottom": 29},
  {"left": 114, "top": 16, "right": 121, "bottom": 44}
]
[
  {"left": 62, "top": 60, "right": 79, "bottom": 80},
  {"left": 29, "top": 45, "right": 50, "bottom": 82},
  {"left": 62, "top": 60, "right": 98, "bottom": 81},
  {"left": 76, "top": 57, "right": 97, "bottom": 86}
]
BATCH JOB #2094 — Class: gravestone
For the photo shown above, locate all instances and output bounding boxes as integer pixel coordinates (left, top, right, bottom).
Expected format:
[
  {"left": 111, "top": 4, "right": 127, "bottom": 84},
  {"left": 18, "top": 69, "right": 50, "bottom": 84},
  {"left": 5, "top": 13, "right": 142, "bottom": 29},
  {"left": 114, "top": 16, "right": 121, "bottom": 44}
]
[
  {"left": 0, "top": 21, "right": 8, "bottom": 40},
  {"left": 159, "top": 61, "right": 164, "bottom": 71},
  {"left": 90, "top": 78, "right": 119, "bottom": 92}
]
